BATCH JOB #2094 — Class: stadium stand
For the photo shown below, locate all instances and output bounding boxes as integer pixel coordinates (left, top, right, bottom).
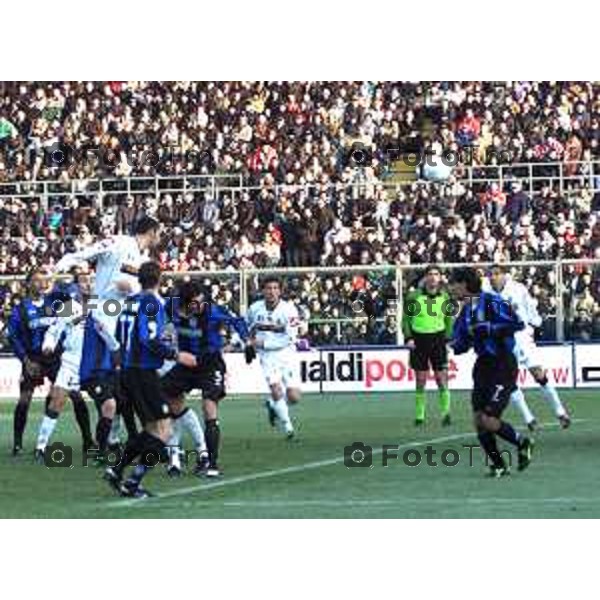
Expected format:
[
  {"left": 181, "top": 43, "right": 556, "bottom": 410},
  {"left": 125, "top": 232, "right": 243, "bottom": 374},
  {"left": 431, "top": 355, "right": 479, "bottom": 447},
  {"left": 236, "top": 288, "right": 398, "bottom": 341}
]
[{"left": 0, "top": 81, "right": 599, "bottom": 349}]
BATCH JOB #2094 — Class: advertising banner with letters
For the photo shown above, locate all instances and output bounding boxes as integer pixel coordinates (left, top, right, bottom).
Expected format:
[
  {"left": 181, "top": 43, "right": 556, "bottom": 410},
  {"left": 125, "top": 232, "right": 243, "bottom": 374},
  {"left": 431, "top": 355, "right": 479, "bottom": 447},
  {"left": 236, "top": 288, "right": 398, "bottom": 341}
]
[
  {"left": 574, "top": 344, "right": 600, "bottom": 388},
  {"left": 0, "top": 344, "right": 580, "bottom": 398}
]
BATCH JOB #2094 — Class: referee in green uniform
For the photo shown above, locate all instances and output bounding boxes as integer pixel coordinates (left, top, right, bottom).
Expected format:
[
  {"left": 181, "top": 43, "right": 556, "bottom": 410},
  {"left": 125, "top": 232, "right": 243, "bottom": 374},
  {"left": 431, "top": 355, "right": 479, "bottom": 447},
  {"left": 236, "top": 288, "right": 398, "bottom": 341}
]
[{"left": 402, "top": 265, "right": 454, "bottom": 426}]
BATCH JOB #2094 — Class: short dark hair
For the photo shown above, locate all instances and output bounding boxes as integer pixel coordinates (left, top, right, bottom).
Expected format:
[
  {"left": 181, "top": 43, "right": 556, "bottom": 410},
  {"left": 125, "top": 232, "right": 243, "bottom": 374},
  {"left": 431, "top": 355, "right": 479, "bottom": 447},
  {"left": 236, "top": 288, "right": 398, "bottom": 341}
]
[
  {"left": 134, "top": 215, "right": 160, "bottom": 236},
  {"left": 178, "top": 280, "right": 203, "bottom": 305},
  {"left": 424, "top": 264, "right": 442, "bottom": 276},
  {"left": 261, "top": 276, "right": 281, "bottom": 289},
  {"left": 490, "top": 263, "right": 508, "bottom": 274},
  {"left": 138, "top": 261, "right": 162, "bottom": 289},
  {"left": 449, "top": 267, "right": 481, "bottom": 294}
]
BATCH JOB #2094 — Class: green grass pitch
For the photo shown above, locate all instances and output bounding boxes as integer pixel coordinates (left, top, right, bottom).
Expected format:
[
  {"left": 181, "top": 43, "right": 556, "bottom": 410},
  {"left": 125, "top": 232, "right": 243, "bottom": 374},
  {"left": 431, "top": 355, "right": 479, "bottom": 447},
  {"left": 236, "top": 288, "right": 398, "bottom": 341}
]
[{"left": 0, "top": 389, "right": 598, "bottom": 518}]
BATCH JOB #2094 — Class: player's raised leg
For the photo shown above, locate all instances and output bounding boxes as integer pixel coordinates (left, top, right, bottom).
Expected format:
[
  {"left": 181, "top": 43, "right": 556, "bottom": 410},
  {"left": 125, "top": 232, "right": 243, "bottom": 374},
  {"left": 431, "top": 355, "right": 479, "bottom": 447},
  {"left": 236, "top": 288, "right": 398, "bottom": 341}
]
[{"left": 529, "top": 366, "right": 570, "bottom": 428}]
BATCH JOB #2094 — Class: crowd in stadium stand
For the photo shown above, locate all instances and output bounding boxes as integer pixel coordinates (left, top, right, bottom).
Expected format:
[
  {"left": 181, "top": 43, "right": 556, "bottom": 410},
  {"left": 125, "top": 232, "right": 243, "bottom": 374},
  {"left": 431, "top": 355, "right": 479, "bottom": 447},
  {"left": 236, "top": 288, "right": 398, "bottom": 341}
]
[{"left": 0, "top": 81, "right": 599, "bottom": 348}]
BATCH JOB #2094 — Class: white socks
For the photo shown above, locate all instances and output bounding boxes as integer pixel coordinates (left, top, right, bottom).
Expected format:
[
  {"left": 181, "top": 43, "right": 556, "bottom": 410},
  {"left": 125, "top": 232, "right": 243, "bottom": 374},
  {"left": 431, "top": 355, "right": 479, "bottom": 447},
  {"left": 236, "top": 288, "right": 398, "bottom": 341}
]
[
  {"left": 510, "top": 388, "right": 535, "bottom": 425},
  {"left": 180, "top": 408, "right": 207, "bottom": 454},
  {"left": 36, "top": 415, "right": 58, "bottom": 451},
  {"left": 168, "top": 417, "right": 183, "bottom": 469},
  {"left": 271, "top": 396, "right": 293, "bottom": 434},
  {"left": 168, "top": 408, "right": 207, "bottom": 468},
  {"left": 511, "top": 383, "right": 567, "bottom": 425},
  {"left": 541, "top": 383, "right": 567, "bottom": 418}
]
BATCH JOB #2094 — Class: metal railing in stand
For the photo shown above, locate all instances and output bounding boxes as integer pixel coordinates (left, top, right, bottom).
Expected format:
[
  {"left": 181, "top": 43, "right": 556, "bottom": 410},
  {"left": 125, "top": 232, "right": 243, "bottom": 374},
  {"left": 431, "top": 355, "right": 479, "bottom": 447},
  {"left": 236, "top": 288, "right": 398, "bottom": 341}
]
[{"left": 0, "top": 159, "right": 599, "bottom": 207}]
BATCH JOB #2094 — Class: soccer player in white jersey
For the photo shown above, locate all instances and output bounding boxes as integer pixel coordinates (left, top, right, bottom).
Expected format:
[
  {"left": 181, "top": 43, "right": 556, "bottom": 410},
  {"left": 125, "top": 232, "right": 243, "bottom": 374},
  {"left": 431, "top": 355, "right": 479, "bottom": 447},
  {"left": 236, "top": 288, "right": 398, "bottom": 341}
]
[
  {"left": 54, "top": 216, "right": 161, "bottom": 311},
  {"left": 246, "top": 277, "right": 302, "bottom": 438},
  {"left": 487, "top": 265, "right": 570, "bottom": 430},
  {"left": 53, "top": 216, "right": 162, "bottom": 444}
]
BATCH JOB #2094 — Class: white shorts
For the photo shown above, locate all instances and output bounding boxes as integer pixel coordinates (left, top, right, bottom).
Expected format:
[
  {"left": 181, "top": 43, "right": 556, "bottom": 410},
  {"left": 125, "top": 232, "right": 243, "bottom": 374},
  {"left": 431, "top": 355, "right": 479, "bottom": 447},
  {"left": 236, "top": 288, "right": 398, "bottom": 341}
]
[
  {"left": 55, "top": 359, "right": 80, "bottom": 392},
  {"left": 514, "top": 329, "right": 542, "bottom": 370},
  {"left": 259, "top": 350, "right": 301, "bottom": 390}
]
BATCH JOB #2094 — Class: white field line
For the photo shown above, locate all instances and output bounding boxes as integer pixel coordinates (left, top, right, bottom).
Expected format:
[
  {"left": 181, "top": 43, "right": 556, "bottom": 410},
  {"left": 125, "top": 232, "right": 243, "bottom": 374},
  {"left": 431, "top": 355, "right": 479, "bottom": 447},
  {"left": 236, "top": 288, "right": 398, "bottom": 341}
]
[
  {"left": 106, "top": 418, "right": 590, "bottom": 509},
  {"left": 166, "top": 497, "right": 600, "bottom": 509}
]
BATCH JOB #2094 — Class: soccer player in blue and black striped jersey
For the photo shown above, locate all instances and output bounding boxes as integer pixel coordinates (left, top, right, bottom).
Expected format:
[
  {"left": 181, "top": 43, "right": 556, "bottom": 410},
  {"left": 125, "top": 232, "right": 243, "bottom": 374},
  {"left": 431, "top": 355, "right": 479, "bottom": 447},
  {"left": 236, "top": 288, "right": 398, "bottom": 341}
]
[
  {"left": 7, "top": 270, "right": 57, "bottom": 454},
  {"left": 449, "top": 268, "right": 534, "bottom": 478},
  {"left": 104, "top": 261, "right": 196, "bottom": 498},
  {"left": 161, "top": 280, "right": 250, "bottom": 477}
]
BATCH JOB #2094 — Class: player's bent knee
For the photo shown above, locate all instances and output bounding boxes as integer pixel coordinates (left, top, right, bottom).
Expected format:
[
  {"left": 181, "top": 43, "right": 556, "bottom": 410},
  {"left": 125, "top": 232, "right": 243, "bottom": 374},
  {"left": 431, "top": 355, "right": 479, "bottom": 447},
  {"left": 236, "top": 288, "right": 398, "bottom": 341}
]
[
  {"left": 52, "top": 391, "right": 68, "bottom": 413},
  {"left": 102, "top": 398, "right": 117, "bottom": 418},
  {"left": 269, "top": 383, "right": 284, "bottom": 400},
  {"left": 155, "top": 419, "right": 172, "bottom": 443},
  {"left": 203, "top": 398, "right": 219, "bottom": 421}
]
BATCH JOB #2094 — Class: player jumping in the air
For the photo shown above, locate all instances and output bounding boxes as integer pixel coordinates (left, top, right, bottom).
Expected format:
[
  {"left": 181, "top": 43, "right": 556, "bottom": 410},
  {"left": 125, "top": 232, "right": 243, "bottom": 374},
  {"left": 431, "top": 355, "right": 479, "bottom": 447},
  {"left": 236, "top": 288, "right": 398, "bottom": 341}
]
[
  {"left": 104, "top": 262, "right": 197, "bottom": 498},
  {"left": 34, "top": 272, "right": 99, "bottom": 460},
  {"left": 402, "top": 265, "right": 454, "bottom": 426},
  {"left": 450, "top": 268, "right": 534, "bottom": 478},
  {"left": 486, "top": 264, "right": 570, "bottom": 430},
  {"left": 246, "top": 277, "right": 303, "bottom": 439},
  {"left": 54, "top": 216, "right": 162, "bottom": 445},
  {"left": 161, "top": 280, "right": 250, "bottom": 478}
]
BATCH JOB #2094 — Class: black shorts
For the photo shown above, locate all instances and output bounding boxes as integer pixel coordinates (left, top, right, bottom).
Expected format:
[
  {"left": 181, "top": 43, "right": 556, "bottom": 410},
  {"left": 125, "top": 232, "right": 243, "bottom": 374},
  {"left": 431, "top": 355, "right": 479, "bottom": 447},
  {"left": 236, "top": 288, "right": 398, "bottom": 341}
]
[
  {"left": 471, "top": 353, "right": 519, "bottom": 418},
  {"left": 20, "top": 354, "right": 60, "bottom": 390},
  {"left": 409, "top": 332, "right": 448, "bottom": 372},
  {"left": 121, "top": 368, "right": 170, "bottom": 425},
  {"left": 82, "top": 371, "right": 119, "bottom": 408},
  {"left": 161, "top": 354, "right": 226, "bottom": 402}
]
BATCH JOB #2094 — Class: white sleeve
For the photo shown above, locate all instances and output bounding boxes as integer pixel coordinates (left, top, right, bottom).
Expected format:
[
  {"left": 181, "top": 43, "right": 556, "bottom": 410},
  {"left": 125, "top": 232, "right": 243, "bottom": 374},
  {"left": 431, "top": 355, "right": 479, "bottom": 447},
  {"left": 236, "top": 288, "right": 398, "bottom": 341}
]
[
  {"left": 92, "top": 314, "right": 120, "bottom": 353},
  {"left": 54, "top": 237, "right": 118, "bottom": 273},
  {"left": 42, "top": 317, "right": 64, "bottom": 353}
]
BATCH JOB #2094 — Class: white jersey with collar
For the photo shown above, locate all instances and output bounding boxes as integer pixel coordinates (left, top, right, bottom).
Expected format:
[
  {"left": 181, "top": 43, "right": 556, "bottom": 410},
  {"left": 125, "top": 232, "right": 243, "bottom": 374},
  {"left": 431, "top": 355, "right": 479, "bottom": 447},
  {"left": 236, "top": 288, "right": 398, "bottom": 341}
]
[
  {"left": 246, "top": 299, "right": 300, "bottom": 354},
  {"left": 482, "top": 276, "right": 542, "bottom": 329}
]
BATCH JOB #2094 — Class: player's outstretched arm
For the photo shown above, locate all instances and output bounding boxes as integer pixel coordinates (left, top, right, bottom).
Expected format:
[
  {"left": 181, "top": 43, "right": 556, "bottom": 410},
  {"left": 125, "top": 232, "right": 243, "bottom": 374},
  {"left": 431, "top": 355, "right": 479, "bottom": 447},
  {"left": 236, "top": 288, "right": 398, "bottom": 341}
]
[{"left": 54, "top": 238, "right": 117, "bottom": 273}]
